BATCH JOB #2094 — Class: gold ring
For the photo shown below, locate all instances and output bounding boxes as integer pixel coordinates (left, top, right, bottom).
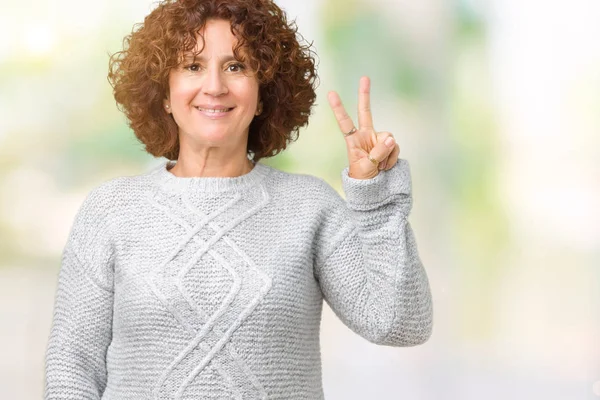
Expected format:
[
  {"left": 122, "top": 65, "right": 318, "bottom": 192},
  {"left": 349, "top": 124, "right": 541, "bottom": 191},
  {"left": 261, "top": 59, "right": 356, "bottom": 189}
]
[
  {"left": 343, "top": 127, "right": 357, "bottom": 137},
  {"left": 367, "top": 154, "right": 379, "bottom": 166}
]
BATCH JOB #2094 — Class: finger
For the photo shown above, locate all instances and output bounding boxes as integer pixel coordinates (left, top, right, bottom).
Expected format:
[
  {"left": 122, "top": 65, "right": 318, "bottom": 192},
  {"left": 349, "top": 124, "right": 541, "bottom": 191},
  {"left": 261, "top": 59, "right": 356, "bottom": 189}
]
[
  {"left": 327, "top": 91, "right": 356, "bottom": 134},
  {"left": 367, "top": 134, "right": 396, "bottom": 168},
  {"left": 374, "top": 131, "right": 392, "bottom": 169},
  {"left": 358, "top": 76, "right": 374, "bottom": 130},
  {"left": 384, "top": 143, "right": 400, "bottom": 170}
]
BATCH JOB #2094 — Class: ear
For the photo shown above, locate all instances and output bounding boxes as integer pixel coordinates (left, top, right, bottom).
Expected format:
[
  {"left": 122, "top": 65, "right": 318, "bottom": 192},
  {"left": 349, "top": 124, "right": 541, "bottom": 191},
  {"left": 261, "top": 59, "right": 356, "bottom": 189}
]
[
  {"left": 163, "top": 98, "right": 171, "bottom": 113},
  {"left": 255, "top": 101, "right": 263, "bottom": 116}
]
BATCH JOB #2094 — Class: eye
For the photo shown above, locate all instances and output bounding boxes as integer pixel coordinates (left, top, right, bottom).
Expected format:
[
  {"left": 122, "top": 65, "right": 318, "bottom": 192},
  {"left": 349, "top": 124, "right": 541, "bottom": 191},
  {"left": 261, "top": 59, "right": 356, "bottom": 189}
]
[
  {"left": 184, "top": 63, "right": 201, "bottom": 72},
  {"left": 226, "top": 63, "right": 245, "bottom": 72}
]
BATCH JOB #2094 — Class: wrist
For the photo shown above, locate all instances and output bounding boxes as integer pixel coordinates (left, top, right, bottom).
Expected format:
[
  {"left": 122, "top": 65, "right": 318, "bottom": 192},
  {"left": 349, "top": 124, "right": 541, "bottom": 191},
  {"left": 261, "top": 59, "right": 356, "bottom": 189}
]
[{"left": 348, "top": 167, "right": 379, "bottom": 180}]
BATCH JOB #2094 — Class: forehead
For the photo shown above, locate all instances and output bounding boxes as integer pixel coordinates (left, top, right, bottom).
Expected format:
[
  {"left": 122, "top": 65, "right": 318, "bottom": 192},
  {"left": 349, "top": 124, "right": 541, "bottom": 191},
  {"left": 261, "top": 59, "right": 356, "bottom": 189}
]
[
  {"left": 181, "top": 20, "right": 249, "bottom": 61},
  {"left": 196, "top": 19, "right": 238, "bottom": 50}
]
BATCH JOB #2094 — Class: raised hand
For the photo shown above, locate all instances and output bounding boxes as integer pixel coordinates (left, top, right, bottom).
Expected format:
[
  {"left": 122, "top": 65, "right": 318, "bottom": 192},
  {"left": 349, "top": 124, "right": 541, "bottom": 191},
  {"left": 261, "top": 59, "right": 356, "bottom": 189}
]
[{"left": 328, "top": 76, "right": 401, "bottom": 180}]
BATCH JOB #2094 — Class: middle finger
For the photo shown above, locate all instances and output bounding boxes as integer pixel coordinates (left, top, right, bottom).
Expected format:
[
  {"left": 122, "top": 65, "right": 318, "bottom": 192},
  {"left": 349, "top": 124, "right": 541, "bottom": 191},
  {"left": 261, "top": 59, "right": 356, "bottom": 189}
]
[{"left": 358, "top": 76, "right": 374, "bottom": 130}]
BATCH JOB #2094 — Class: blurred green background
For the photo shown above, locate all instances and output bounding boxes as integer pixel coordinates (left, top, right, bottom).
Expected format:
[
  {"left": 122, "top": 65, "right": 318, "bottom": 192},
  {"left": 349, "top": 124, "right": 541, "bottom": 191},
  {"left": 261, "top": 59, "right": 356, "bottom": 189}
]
[{"left": 1, "top": 0, "right": 599, "bottom": 398}]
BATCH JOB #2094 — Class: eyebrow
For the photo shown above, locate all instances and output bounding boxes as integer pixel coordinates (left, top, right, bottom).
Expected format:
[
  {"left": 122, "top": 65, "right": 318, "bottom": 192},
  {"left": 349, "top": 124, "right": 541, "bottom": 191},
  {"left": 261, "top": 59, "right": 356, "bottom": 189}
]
[{"left": 182, "top": 54, "right": 241, "bottom": 63}]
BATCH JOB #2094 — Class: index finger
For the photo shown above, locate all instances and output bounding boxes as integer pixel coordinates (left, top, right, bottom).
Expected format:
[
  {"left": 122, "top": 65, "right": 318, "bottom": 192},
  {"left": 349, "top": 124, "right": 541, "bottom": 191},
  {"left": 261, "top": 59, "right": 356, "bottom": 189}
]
[
  {"left": 358, "top": 76, "right": 373, "bottom": 129},
  {"left": 327, "top": 90, "right": 356, "bottom": 134}
]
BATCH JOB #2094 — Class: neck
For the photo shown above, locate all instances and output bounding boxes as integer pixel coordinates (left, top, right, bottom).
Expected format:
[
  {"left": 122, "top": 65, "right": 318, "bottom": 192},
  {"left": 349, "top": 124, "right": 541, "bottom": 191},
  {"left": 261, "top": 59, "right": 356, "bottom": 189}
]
[{"left": 168, "top": 156, "right": 254, "bottom": 178}]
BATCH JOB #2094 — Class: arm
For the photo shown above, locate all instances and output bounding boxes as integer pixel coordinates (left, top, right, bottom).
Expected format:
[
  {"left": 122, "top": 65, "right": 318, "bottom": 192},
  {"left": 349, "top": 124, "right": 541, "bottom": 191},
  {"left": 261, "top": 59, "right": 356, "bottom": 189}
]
[
  {"left": 45, "top": 185, "right": 116, "bottom": 399},
  {"left": 314, "top": 159, "right": 433, "bottom": 346}
]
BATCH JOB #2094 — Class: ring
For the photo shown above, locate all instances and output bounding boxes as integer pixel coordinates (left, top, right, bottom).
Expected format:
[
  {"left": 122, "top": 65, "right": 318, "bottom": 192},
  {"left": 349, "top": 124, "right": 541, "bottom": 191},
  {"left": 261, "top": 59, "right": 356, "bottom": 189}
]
[
  {"left": 367, "top": 154, "right": 379, "bottom": 166},
  {"left": 343, "top": 127, "right": 357, "bottom": 137}
]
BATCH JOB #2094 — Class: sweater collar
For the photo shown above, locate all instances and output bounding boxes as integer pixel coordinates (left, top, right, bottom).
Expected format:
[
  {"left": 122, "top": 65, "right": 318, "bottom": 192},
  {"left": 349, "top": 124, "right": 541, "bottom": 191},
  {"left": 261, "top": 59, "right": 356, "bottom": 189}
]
[{"left": 151, "top": 159, "right": 271, "bottom": 193}]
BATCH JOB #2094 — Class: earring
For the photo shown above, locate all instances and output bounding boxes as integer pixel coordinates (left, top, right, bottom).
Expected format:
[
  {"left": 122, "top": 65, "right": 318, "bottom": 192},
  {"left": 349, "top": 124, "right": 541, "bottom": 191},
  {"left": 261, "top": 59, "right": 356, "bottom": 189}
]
[
  {"left": 255, "top": 103, "right": 263, "bottom": 116},
  {"left": 165, "top": 104, "right": 170, "bottom": 109}
]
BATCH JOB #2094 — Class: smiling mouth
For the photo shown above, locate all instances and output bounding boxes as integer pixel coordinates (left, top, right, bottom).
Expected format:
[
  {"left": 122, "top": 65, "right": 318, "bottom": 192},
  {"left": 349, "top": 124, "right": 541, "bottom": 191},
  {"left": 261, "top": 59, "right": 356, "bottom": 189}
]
[{"left": 195, "top": 107, "right": 234, "bottom": 113}]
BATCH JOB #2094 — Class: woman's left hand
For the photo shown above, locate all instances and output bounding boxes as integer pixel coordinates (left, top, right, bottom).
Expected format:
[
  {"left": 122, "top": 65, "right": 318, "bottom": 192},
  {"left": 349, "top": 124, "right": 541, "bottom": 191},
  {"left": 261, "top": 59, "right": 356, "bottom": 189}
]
[{"left": 328, "top": 76, "right": 401, "bottom": 180}]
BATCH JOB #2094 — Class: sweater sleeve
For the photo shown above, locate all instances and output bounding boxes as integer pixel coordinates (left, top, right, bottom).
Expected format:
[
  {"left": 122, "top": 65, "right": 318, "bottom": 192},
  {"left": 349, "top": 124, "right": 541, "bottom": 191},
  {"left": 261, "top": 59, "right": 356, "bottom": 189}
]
[
  {"left": 45, "top": 183, "right": 116, "bottom": 399},
  {"left": 313, "top": 159, "right": 433, "bottom": 346}
]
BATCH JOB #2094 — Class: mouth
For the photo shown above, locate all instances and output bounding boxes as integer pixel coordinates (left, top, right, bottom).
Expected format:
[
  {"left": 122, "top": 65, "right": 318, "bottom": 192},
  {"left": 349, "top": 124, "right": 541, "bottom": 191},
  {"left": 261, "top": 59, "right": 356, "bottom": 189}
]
[
  {"left": 194, "top": 106, "right": 235, "bottom": 119},
  {"left": 195, "top": 106, "right": 234, "bottom": 113}
]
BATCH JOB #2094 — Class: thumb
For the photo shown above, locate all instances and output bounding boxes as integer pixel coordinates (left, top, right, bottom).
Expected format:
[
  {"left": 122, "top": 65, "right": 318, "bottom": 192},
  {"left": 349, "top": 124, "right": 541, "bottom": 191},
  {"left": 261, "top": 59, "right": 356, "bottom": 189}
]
[{"left": 368, "top": 135, "right": 395, "bottom": 165}]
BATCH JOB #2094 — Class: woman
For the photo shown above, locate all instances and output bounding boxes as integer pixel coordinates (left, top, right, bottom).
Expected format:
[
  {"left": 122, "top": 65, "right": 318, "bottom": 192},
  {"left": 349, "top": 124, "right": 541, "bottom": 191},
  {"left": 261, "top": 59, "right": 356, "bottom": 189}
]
[{"left": 44, "top": 0, "right": 433, "bottom": 399}]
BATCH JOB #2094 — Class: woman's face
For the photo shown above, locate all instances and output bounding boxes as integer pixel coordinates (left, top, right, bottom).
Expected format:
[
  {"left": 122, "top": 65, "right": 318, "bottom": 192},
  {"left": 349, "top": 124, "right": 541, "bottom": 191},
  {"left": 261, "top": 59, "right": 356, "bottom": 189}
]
[{"left": 165, "top": 19, "right": 260, "bottom": 148}]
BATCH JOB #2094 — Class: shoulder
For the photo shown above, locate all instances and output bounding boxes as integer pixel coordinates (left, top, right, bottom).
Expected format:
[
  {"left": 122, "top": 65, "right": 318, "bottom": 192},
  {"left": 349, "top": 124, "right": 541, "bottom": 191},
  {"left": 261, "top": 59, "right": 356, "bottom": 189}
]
[
  {"left": 264, "top": 165, "right": 344, "bottom": 206},
  {"left": 78, "top": 175, "right": 132, "bottom": 216},
  {"left": 72, "top": 170, "right": 149, "bottom": 238},
  {"left": 63, "top": 177, "right": 127, "bottom": 263},
  {"left": 81, "top": 161, "right": 165, "bottom": 210}
]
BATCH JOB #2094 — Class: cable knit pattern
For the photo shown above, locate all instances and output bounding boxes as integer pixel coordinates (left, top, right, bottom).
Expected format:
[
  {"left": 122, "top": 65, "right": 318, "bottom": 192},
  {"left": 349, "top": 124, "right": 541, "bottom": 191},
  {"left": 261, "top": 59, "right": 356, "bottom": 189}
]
[{"left": 44, "top": 158, "right": 433, "bottom": 400}]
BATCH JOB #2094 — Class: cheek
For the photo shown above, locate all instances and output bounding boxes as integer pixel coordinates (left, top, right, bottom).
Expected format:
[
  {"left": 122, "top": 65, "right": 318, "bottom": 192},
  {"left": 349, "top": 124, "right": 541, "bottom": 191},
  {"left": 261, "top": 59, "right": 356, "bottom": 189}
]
[
  {"left": 233, "top": 79, "right": 259, "bottom": 108},
  {"left": 168, "top": 74, "right": 196, "bottom": 103},
  {"left": 170, "top": 86, "right": 196, "bottom": 104},
  {"left": 243, "top": 93, "right": 259, "bottom": 114}
]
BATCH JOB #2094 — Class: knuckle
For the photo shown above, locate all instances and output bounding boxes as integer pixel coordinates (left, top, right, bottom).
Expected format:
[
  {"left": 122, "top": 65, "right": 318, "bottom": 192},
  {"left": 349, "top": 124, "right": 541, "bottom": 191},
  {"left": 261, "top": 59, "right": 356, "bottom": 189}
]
[{"left": 376, "top": 131, "right": 392, "bottom": 140}]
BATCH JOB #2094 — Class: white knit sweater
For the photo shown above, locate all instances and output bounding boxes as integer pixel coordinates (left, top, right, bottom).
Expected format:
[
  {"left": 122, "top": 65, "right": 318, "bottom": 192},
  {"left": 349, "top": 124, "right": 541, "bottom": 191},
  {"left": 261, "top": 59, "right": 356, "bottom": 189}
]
[{"left": 44, "top": 158, "right": 433, "bottom": 399}]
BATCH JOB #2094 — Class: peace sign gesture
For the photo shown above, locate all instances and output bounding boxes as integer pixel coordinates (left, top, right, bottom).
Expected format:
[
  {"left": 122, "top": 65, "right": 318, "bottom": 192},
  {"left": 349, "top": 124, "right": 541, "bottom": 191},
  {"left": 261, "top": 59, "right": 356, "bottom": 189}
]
[{"left": 328, "top": 76, "right": 401, "bottom": 180}]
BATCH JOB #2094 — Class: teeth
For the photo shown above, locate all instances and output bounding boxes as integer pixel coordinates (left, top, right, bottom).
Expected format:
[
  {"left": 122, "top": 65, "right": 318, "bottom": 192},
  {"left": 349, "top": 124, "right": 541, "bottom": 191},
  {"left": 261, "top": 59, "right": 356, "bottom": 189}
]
[{"left": 196, "top": 107, "right": 231, "bottom": 113}]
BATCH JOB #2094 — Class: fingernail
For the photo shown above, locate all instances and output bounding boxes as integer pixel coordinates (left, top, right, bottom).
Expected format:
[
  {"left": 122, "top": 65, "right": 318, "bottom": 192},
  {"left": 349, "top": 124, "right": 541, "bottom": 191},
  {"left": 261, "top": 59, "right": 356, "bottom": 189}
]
[
  {"left": 379, "top": 162, "right": 386, "bottom": 170},
  {"left": 385, "top": 137, "right": 395, "bottom": 147}
]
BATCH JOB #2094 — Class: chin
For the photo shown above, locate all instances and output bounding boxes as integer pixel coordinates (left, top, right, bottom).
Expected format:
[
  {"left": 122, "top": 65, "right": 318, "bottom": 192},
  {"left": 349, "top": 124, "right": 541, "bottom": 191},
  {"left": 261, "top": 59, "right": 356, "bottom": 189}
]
[{"left": 192, "top": 128, "right": 238, "bottom": 144}]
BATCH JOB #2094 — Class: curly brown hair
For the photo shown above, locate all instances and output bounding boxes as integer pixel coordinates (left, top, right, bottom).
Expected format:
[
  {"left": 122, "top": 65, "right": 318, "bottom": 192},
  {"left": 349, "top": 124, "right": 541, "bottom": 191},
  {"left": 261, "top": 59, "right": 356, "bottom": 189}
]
[{"left": 107, "top": 0, "right": 318, "bottom": 162}]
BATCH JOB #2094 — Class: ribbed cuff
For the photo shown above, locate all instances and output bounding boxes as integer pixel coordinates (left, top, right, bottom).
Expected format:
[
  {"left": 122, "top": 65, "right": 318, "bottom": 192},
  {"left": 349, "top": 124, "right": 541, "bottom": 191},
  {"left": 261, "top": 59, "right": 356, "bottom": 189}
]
[{"left": 340, "top": 158, "right": 412, "bottom": 211}]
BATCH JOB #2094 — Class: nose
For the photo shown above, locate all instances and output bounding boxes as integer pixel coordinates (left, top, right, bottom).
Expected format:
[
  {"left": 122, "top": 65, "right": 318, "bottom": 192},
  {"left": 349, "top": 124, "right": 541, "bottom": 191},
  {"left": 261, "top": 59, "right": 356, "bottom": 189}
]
[{"left": 202, "top": 66, "right": 228, "bottom": 97}]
